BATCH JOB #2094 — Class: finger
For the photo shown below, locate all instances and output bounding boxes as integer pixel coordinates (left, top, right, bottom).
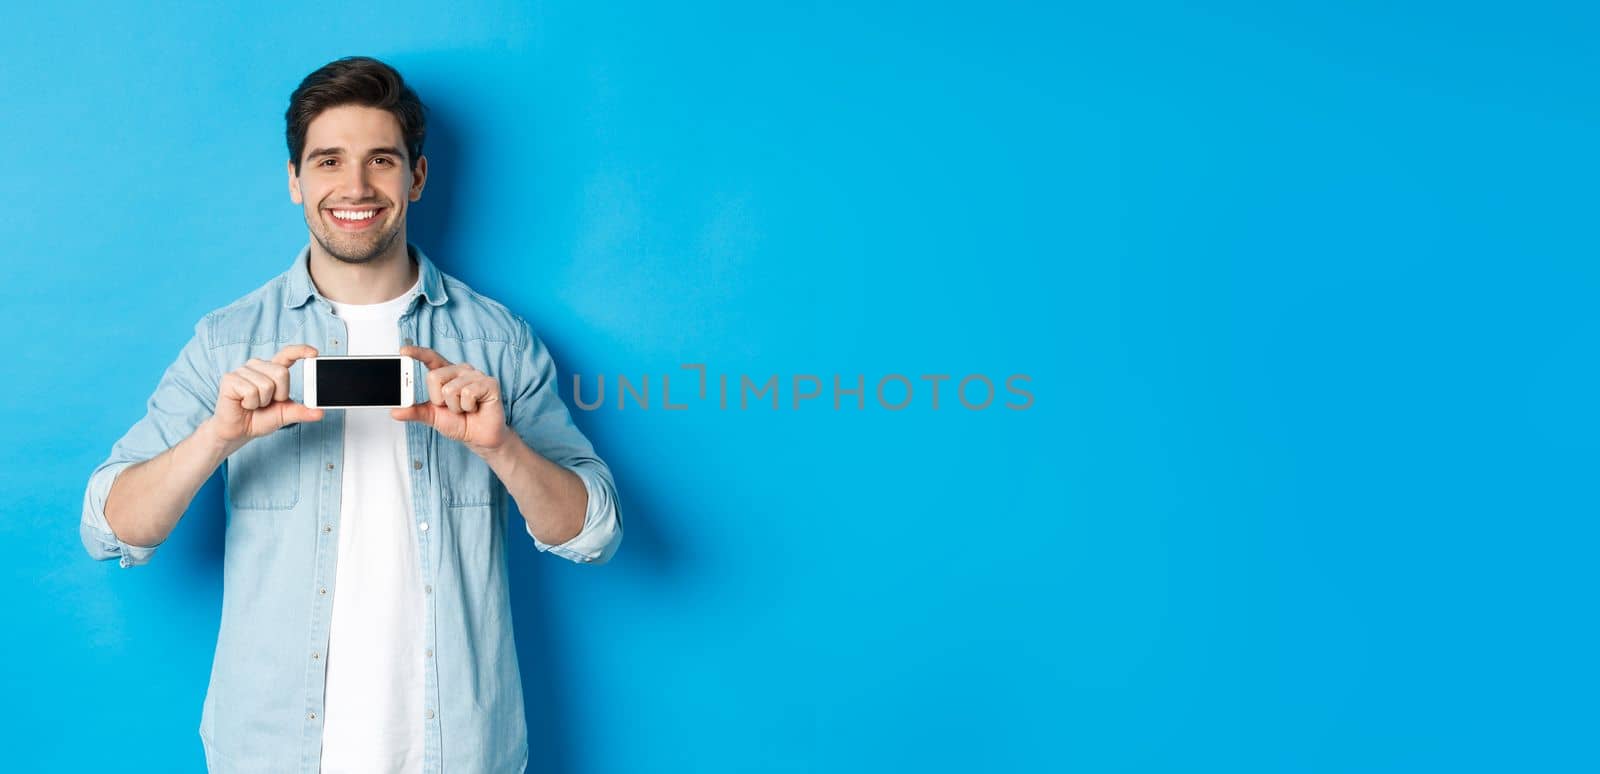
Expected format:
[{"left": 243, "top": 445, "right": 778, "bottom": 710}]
[
  {"left": 461, "top": 375, "right": 499, "bottom": 413},
  {"left": 426, "top": 364, "right": 474, "bottom": 407},
  {"left": 273, "top": 344, "right": 319, "bottom": 367},
  {"left": 450, "top": 373, "right": 489, "bottom": 413},
  {"left": 399, "top": 345, "right": 451, "bottom": 370},
  {"left": 221, "top": 372, "right": 261, "bottom": 411},
  {"left": 459, "top": 377, "right": 491, "bottom": 413},
  {"left": 237, "top": 368, "right": 275, "bottom": 410},
  {"left": 442, "top": 373, "right": 472, "bottom": 413},
  {"left": 244, "top": 357, "right": 291, "bottom": 403}
]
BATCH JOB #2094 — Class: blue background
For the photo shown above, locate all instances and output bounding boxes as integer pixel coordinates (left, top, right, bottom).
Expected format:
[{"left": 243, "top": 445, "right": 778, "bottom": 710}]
[{"left": 3, "top": 2, "right": 1596, "bottom": 771}]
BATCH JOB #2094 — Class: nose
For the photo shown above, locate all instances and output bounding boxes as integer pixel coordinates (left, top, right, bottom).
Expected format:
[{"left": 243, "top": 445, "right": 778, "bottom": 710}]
[{"left": 337, "top": 162, "right": 377, "bottom": 201}]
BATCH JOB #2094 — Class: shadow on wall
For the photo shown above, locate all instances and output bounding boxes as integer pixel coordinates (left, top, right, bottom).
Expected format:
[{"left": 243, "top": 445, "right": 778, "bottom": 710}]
[{"left": 403, "top": 86, "right": 685, "bottom": 773}]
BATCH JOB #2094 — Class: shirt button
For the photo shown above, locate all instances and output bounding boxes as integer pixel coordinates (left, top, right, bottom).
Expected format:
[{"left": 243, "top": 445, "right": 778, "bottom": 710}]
[
  {"left": 323, "top": 524, "right": 332, "bottom": 534},
  {"left": 413, "top": 459, "right": 423, "bottom": 470},
  {"left": 326, "top": 462, "right": 334, "bottom": 471},
  {"left": 425, "top": 585, "right": 433, "bottom": 594},
  {"left": 425, "top": 648, "right": 433, "bottom": 658},
  {"left": 312, "top": 651, "right": 320, "bottom": 660},
  {"left": 425, "top": 709, "right": 435, "bottom": 720},
  {"left": 319, "top": 587, "right": 327, "bottom": 596},
  {"left": 331, "top": 338, "right": 340, "bottom": 347},
  {"left": 308, "top": 712, "right": 317, "bottom": 720},
  {"left": 419, "top": 522, "right": 429, "bottom": 532}
]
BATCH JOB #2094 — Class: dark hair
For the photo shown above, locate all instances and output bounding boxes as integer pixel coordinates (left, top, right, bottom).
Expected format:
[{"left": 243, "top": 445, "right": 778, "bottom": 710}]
[{"left": 285, "top": 56, "right": 427, "bottom": 176}]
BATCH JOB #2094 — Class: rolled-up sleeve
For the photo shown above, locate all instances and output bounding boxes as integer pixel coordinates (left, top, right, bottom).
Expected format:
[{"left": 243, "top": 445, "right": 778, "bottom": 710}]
[
  {"left": 506, "top": 315, "right": 623, "bottom": 565},
  {"left": 81, "top": 314, "right": 219, "bottom": 568}
]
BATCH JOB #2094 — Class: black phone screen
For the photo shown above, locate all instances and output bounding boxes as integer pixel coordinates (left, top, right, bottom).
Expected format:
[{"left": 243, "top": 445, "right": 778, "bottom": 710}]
[{"left": 316, "top": 357, "right": 402, "bottom": 407}]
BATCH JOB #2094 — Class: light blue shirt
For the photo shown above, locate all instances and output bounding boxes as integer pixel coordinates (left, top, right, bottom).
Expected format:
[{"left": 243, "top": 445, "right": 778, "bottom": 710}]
[{"left": 80, "top": 242, "right": 624, "bottom": 773}]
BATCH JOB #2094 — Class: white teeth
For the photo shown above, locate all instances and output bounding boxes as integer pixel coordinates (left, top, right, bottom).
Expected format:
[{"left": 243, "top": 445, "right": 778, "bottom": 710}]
[{"left": 331, "top": 209, "right": 378, "bottom": 221}]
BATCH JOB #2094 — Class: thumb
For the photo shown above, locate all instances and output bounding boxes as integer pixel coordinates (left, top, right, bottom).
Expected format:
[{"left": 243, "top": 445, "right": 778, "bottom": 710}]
[
  {"left": 288, "top": 403, "right": 325, "bottom": 423},
  {"left": 391, "top": 404, "right": 427, "bottom": 423}
]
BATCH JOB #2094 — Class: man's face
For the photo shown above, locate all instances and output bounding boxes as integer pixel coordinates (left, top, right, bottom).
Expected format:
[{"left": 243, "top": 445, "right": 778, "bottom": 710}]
[{"left": 288, "top": 104, "right": 426, "bottom": 264}]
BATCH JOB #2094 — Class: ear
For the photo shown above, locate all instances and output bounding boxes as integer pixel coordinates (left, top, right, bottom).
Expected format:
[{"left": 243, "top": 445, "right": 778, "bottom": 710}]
[
  {"left": 288, "top": 159, "right": 302, "bottom": 205},
  {"left": 409, "top": 155, "right": 428, "bottom": 202}
]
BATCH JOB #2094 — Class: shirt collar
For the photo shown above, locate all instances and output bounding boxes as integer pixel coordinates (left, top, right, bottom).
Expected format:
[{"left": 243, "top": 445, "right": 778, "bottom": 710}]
[{"left": 282, "top": 241, "right": 449, "bottom": 309}]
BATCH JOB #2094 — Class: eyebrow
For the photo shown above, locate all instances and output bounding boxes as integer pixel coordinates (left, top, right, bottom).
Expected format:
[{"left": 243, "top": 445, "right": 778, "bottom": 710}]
[{"left": 304, "top": 146, "right": 407, "bottom": 162}]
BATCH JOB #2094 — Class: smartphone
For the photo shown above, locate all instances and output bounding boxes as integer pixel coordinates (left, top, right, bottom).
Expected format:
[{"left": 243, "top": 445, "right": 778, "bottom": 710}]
[{"left": 304, "top": 355, "right": 417, "bottom": 409}]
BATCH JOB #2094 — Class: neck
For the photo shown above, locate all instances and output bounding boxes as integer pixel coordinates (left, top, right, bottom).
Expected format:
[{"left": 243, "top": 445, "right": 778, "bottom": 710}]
[{"left": 307, "top": 235, "right": 418, "bottom": 304}]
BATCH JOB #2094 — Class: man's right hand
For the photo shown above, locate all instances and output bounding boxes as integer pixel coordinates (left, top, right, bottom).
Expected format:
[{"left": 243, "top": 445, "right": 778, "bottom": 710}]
[{"left": 208, "top": 344, "right": 325, "bottom": 446}]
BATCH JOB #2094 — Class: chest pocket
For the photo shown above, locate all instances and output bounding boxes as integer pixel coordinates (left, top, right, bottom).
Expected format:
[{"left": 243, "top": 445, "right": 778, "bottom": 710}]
[
  {"left": 423, "top": 332, "right": 509, "bottom": 509},
  {"left": 214, "top": 328, "right": 310, "bottom": 512},
  {"left": 437, "top": 431, "right": 495, "bottom": 507},
  {"left": 226, "top": 422, "right": 303, "bottom": 510}
]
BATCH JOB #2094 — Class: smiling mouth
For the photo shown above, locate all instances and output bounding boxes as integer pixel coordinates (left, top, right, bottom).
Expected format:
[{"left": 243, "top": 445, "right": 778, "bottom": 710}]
[{"left": 325, "top": 206, "right": 387, "bottom": 231}]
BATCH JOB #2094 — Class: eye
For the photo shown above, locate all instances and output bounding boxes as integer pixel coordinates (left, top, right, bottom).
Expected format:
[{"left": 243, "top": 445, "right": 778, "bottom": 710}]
[
  {"left": 372, "top": 157, "right": 393, "bottom": 166},
  {"left": 319, "top": 158, "right": 336, "bottom": 167}
]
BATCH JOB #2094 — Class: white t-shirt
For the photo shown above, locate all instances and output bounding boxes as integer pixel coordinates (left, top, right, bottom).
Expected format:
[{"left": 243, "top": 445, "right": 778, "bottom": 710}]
[{"left": 319, "top": 270, "right": 426, "bottom": 774}]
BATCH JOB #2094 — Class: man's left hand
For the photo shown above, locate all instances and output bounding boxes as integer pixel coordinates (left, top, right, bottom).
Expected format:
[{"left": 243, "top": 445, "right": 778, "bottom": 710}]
[{"left": 391, "top": 345, "right": 511, "bottom": 454}]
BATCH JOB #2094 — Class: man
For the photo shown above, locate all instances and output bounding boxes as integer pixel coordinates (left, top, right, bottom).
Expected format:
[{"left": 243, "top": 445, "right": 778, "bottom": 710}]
[{"left": 79, "top": 56, "right": 623, "bottom": 773}]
